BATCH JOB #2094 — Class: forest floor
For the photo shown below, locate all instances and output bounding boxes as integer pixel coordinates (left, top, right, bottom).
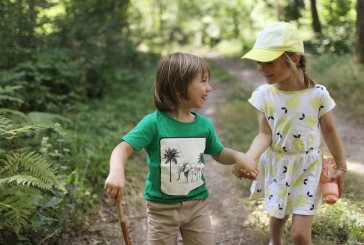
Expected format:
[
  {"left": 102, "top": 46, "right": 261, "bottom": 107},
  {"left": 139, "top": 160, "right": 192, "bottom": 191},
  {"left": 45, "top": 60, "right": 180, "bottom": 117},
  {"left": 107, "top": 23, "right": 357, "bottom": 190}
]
[{"left": 69, "top": 53, "right": 364, "bottom": 245}]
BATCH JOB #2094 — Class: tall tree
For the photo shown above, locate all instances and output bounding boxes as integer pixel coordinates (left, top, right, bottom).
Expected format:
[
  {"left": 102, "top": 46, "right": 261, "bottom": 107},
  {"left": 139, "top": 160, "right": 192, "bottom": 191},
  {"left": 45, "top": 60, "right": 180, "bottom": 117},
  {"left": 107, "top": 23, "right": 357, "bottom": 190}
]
[
  {"left": 309, "top": 0, "right": 322, "bottom": 34},
  {"left": 356, "top": 0, "right": 364, "bottom": 63}
]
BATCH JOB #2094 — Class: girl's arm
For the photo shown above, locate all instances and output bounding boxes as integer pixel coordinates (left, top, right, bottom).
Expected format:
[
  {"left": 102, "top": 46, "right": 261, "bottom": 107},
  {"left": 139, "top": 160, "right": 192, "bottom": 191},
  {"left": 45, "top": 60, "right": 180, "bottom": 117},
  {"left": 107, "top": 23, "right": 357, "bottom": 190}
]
[
  {"left": 320, "top": 111, "right": 346, "bottom": 197},
  {"left": 211, "top": 148, "right": 259, "bottom": 180},
  {"left": 104, "top": 141, "right": 135, "bottom": 202},
  {"left": 235, "top": 110, "right": 271, "bottom": 179},
  {"left": 246, "top": 110, "right": 272, "bottom": 160}
]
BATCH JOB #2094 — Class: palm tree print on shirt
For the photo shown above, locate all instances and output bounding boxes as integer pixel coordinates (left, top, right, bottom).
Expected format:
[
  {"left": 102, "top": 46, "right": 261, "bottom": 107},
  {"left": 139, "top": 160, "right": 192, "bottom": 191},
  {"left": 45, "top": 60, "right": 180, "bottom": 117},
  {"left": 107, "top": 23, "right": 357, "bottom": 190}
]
[
  {"left": 163, "top": 148, "right": 180, "bottom": 182},
  {"left": 195, "top": 152, "right": 204, "bottom": 180}
]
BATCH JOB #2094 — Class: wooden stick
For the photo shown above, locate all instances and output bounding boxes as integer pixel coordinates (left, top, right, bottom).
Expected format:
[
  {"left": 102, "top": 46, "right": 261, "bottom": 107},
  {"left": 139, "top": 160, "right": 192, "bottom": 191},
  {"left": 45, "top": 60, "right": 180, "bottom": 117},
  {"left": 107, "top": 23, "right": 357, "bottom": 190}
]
[{"left": 116, "top": 201, "right": 132, "bottom": 245}]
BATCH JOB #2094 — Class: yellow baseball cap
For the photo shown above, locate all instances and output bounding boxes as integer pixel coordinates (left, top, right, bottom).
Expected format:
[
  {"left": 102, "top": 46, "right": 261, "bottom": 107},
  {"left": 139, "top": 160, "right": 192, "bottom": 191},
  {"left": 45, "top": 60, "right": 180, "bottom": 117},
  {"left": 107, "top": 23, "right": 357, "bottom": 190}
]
[{"left": 241, "top": 22, "right": 304, "bottom": 62}]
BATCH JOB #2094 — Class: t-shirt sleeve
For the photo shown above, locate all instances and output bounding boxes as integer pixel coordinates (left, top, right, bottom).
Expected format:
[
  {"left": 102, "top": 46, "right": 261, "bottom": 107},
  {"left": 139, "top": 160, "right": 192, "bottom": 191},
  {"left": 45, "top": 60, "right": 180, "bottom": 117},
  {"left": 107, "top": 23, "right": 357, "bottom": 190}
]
[
  {"left": 318, "top": 86, "right": 336, "bottom": 117},
  {"left": 122, "top": 114, "right": 155, "bottom": 151},
  {"left": 204, "top": 119, "right": 224, "bottom": 155},
  {"left": 248, "top": 86, "right": 265, "bottom": 112}
]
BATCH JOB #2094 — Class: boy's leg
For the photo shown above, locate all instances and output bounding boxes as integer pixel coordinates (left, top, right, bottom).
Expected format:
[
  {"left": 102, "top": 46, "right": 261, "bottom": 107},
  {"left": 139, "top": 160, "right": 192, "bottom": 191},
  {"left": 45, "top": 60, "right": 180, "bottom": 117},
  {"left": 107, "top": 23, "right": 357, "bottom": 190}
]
[
  {"left": 269, "top": 215, "right": 289, "bottom": 245},
  {"left": 146, "top": 200, "right": 180, "bottom": 245},
  {"left": 180, "top": 198, "right": 215, "bottom": 245},
  {"left": 290, "top": 214, "right": 313, "bottom": 245}
]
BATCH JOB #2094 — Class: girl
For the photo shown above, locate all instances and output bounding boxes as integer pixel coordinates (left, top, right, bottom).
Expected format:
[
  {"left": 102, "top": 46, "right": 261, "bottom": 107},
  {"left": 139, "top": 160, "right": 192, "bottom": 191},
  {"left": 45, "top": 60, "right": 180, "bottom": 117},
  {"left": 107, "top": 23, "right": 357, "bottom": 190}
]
[
  {"left": 104, "top": 52, "right": 258, "bottom": 244},
  {"left": 240, "top": 22, "right": 347, "bottom": 245}
]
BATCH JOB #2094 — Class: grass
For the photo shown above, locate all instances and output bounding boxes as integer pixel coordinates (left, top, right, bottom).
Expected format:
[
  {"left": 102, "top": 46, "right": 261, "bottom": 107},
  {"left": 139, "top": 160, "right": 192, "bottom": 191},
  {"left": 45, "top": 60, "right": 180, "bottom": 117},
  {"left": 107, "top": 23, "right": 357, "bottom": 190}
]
[{"left": 211, "top": 56, "right": 364, "bottom": 244}]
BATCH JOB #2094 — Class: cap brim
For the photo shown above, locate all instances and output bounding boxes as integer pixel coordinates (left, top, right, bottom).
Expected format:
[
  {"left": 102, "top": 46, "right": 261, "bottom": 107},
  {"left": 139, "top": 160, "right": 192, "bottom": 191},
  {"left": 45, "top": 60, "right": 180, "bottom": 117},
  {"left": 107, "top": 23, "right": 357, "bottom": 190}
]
[{"left": 241, "top": 49, "right": 285, "bottom": 62}]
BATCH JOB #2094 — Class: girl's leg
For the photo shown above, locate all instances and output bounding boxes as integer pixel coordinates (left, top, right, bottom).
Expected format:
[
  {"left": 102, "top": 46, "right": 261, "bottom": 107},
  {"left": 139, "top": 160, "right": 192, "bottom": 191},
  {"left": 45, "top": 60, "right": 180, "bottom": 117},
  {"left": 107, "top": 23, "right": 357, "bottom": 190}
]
[
  {"left": 269, "top": 215, "right": 289, "bottom": 245},
  {"left": 290, "top": 214, "right": 314, "bottom": 245}
]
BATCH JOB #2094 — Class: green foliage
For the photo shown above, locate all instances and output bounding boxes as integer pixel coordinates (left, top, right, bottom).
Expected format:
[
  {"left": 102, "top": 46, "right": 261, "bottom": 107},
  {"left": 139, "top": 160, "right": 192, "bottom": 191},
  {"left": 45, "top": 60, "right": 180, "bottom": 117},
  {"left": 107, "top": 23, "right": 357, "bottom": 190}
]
[
  {"left": 312, "top": 201, "right": 364, "bottom": 244},
  {"left": 0, "top": 150, "right": 66, "bottom": 243},
  {"left": 0, "top": 151, "right": 65, "bottom": 234},
  {"left": 310, "top": 54, "right": 364, "bottom": 124},
  {"left": 0, "top": 0, "right": 56, "bottom": 69},
  {"left": 1, "top": 49, "right": 86, "bottom": 113},
  {"left": 0, "top": 88, "right": 67, "bottom": 243},
  {"left": 53, "top": 59, "right": 155, "bottom": 237},
  {"left": 305, "top": 0, "right": 356, "bottom": 55},
  {"left": 1, "top": 0, "right": 141, "bottom": 113},
  {"left": 282, "top": 0, "right": 305, "bottom": 21}
]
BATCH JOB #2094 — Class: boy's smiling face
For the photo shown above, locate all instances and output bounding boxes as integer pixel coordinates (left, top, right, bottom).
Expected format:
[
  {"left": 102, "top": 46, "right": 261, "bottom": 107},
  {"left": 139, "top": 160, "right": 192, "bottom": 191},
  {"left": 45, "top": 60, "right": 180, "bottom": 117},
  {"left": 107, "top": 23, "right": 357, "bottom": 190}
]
[{"left": 185, "top": 72, "right": 212, "bottom": 109}]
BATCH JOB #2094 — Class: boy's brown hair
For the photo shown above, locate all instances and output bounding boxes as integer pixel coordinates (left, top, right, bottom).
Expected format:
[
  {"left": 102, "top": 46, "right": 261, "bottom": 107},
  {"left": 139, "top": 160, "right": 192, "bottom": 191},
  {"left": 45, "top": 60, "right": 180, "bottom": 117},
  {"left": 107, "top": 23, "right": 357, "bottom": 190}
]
[{"left": 153, "top": 52, "right": 210, "bottom": 112}]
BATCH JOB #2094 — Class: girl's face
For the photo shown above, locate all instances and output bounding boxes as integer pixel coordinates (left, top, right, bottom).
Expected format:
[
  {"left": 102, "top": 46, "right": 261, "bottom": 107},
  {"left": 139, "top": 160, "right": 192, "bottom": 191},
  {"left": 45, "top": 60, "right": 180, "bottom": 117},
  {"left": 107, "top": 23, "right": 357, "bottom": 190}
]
[
  {"left": 256, "top": 56, "right": 294, "bottom": 85},
  {"left": 185, "top": 72, "right": 211, "bottom": 109}
]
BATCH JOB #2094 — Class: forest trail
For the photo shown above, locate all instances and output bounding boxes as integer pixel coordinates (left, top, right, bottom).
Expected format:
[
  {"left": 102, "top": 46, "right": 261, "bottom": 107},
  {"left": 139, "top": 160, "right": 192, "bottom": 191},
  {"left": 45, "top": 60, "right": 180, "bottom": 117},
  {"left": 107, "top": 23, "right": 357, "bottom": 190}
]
[{"left": 73, "top": 53, "right": 363, "bottom": 245}]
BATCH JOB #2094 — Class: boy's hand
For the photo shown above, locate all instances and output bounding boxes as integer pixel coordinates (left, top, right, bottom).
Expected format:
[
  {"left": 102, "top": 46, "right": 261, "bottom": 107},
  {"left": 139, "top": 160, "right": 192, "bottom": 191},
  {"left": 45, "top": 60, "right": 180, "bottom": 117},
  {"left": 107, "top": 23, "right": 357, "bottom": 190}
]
[
  {"left": 104, "top": 172, "right": 125, "bottom": 202},
  {"left": 233, "top": 153, "right": 258, "bottom": 180},
  {"left": 233, "top": 167, "right": 256, "bottom": 180}
]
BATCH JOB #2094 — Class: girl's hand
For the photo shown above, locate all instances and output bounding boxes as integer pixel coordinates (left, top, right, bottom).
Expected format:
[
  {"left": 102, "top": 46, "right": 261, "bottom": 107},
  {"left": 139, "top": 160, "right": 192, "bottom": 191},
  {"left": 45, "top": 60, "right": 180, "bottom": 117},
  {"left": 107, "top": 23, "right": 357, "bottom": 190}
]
[
  {"left": 335, "top": 168, "right": 346, "bottom": 198},
  {"left": 104, "top": 172, "right": 125, "bottom": 202},
  {"left": 233, "top": 166, "right": 257, "bottom": 180},
  {"left": 233, "top": 153, "right": 259, "bottom": 180}
]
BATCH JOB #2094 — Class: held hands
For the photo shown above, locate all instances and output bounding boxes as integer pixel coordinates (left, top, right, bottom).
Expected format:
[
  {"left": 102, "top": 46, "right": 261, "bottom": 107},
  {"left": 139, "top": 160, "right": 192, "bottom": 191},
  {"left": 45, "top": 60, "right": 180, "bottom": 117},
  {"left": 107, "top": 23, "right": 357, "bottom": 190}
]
[
  {"left": 104, "top": 171, "right": 125, "bottom": 202},
  {"left": 232, "top": 153, "right": 258, "bottom": 180}
]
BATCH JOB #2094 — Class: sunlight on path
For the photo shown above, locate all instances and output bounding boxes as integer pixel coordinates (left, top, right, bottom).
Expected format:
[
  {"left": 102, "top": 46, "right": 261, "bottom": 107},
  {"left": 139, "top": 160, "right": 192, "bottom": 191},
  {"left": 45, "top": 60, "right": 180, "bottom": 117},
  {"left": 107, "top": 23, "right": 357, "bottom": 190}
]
[{"left": 347, "top": 161, "right": 364, "bottom": 174}]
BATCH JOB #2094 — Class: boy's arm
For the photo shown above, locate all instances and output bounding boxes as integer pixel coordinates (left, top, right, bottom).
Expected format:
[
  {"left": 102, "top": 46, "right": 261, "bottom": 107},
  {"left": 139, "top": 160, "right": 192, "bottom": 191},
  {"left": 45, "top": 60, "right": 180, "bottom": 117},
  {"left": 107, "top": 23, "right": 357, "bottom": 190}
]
[
  {"left": 211, "top": 148, "right": 258, "bottom": 180},
  {"left": 246, "top": 110, "right": 272, "bottom": 160},
  {"left": 319, "top": 111, "right": 346, "bottom": 197},
  {"left": 104, "top": 141, "right": 135, "bottom": 202}
]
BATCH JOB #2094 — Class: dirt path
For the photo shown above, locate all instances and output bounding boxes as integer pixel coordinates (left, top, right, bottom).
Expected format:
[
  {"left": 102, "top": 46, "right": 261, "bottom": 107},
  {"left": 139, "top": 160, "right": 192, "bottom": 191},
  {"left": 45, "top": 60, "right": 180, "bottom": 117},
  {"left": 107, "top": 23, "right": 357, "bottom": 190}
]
[{"left": 71, "top": 53, "right": 363, "bottom": 245}]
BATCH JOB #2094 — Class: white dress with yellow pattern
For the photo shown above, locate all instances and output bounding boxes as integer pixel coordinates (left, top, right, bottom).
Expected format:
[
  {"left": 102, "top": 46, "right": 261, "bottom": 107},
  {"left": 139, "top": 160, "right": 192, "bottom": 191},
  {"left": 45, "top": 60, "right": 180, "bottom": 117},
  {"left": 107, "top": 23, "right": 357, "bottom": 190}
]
[{"left": 249, "top": 84, "right": 336, "bottom": 219}]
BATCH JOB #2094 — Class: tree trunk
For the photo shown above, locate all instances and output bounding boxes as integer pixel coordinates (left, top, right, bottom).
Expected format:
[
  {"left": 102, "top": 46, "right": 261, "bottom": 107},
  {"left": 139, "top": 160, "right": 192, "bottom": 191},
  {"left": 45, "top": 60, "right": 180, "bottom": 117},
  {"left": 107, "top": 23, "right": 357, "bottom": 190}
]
[
  {"left": 356, "top": 0, "right": 364, "bottom": 64},
  {"left": 310, "top": 0, "right": 322, "bottom": 34}
]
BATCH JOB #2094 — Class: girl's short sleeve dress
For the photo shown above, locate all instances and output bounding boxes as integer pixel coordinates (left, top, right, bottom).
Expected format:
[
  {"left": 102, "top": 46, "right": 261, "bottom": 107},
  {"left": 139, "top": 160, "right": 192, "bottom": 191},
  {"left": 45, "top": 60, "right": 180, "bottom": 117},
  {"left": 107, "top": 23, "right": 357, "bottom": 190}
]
[{"left": 248, "top": 84, "right": 336, "bottom": 218}]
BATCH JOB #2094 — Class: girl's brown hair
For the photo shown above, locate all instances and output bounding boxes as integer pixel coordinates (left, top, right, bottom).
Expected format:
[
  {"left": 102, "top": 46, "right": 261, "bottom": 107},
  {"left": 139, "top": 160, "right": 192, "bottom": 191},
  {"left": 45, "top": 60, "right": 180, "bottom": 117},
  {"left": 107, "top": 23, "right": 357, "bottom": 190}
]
[
  {"left": 153, "top": 52, "right": 210, "bottom": 112},
  {"left": 282, "top": 52, "right": 316, "bottom": 88}
]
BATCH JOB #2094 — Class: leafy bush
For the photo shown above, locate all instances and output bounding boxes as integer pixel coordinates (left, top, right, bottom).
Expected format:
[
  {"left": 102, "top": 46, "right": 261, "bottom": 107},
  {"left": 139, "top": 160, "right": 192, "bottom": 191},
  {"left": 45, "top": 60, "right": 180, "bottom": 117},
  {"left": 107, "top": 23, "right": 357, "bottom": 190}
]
[{"left": 0, "top": 49, "right": 85, "bottom": 113}]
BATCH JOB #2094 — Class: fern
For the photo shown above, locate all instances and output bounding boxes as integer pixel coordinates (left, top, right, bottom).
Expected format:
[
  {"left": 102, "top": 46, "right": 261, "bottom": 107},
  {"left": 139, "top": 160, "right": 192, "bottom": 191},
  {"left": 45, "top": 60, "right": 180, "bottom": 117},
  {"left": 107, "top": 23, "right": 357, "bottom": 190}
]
[
  {"left": 0, "top": 151, "right": 66, "bottom": 192},
  {"left": 0, "top": 95, "right": 23, "bottom": 105},
  {"left": 0, "top": 84, "right": 24, "bottom": 106},
  {"left": 1, "top": 124, "right": 58, "bottom": 140},
  {"left": 0, "top": 107, "right": 66, "bottom": 238},
  {"left": 0, "top": 185, "right": 42, "bottom": 234},
  {"left": 0, "top": 151, "right": 66, "bottom": 235},
  {"left": 0, "top": 115, "right": 12, "bottom": 134}
]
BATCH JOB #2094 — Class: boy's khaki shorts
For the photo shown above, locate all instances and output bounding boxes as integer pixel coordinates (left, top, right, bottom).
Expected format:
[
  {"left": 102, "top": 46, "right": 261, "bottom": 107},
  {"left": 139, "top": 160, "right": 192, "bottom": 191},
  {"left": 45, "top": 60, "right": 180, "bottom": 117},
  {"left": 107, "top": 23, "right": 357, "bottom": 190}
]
[{"left": 146, "top": 198, "right": 215, "bottom": 245}]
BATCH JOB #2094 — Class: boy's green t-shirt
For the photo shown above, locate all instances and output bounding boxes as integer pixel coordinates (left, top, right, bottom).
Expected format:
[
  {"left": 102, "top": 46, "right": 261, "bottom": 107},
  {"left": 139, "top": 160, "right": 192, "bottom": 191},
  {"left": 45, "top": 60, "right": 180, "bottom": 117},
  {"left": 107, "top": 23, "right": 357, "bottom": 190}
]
[{"left": 122, "top": 110, "right": 224, "bottom": 203}]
